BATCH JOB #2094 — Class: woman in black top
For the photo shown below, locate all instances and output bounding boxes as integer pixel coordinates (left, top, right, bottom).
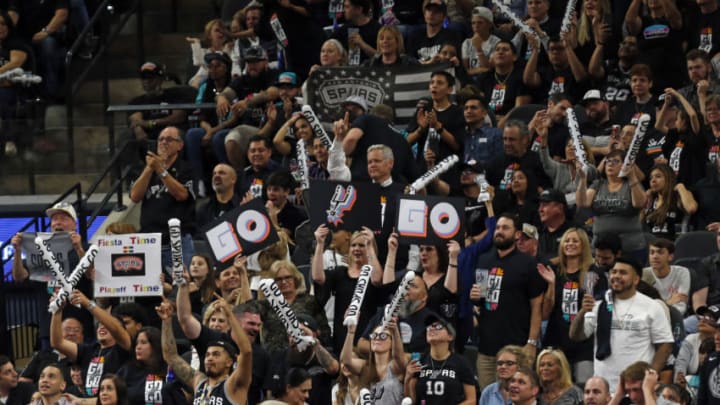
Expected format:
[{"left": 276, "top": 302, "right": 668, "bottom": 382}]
[
  {"left": 642, "top": 164, "right": 697, "bottom": 240},
  {"left": 363, "top": 25, "right": 419, "bottom": 67},
  {"left": 404, "top": 314, "right": 476, "bottom": 405},
  {"left": 117, "top": 327, "right": 177, "bottom": 405}
]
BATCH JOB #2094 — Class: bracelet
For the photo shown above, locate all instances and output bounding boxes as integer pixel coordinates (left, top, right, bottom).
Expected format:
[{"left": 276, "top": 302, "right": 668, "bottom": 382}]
[
  {"left": 527, "top": 338, "right": 537, "bottom": 345},
  {"left": 86, "top": 300, "right": 97, "bottom": 311},
  {"left": 448, "top": 263, "right": 457, "bottom": 268}
]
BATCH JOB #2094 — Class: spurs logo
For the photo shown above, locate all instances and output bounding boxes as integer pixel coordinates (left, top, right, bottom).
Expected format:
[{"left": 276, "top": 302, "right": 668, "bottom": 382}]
[{"left": 326, "top": 185, "right": 357, "bottom": 226}]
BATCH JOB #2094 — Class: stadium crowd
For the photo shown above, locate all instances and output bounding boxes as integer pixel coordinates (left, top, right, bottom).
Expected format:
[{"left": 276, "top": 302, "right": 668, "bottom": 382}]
[{"left": 9, "top": 0, "right": 720, "bottom": 403}]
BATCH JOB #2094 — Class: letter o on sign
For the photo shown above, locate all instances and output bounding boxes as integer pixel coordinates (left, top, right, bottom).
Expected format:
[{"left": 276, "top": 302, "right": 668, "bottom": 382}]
[
  {"left": 429, "top": 202, "right": 460, "bottom": 239},
  {"left": 236, "top": 210, "right": 271, "bottom": 243}
]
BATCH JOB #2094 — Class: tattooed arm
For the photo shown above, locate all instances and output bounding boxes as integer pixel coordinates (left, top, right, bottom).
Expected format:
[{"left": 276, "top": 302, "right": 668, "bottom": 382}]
[
  {"left": 157, "top": 301, "right": 203, "bottom": 389},
  {"left": 314, "top": 341, "right": 339, "bottom": 374}
]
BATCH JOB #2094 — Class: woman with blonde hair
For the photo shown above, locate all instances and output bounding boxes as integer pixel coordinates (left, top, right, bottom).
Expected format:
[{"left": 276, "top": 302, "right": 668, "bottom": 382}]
[
  {"left": 536, "top": 348, "right": 582, "bottom": 405},
  {"left": 262, "top": 259, "right": 331, "bottom": 353},
  {"left": 572, "top": 0, "right": 612, "bottom": 64},
  {"left": 312, "top": 226, "right": 383, "bottom": 353},
  {"left": 480, "top": 345, "right": 531, "bottom": 405},
  {"left": 363, "top": 25, "right": 418, "bottom": 67},
  {"left": 539, "top": 228, "right": 603, "bottom": 386}
]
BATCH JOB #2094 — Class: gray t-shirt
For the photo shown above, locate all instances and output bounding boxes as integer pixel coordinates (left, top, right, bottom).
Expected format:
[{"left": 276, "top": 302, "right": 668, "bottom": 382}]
[
  {"left": 642, "top": 265, "right": 691, "bottom": 314},
  {"left": 590, "top": 179, "right": 645, "bottom": 251}
]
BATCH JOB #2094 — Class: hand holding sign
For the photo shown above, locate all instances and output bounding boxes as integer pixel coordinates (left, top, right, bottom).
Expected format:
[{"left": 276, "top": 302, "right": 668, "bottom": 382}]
[{"left": 381, "top": 271, "right": 416, "bottom": 331}]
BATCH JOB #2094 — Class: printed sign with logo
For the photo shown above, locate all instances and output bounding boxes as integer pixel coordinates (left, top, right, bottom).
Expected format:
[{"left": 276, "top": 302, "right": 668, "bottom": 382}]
[
  {"left": 203, "top": 198, "right": 280, "bottom": 268},
  {"left": 395, "top": 195, "right": 465, "bottom": 244},
  {"left": 93, "top": 233, "right": 162, "bottom": 297},
  {"left": 308, "top": 180, "right": 381, "bottom": 231}
]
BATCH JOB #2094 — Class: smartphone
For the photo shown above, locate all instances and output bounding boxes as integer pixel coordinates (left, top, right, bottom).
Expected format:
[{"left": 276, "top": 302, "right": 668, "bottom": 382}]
[{"left": 411, "top": 352, "right": 421, "bottom": 362}]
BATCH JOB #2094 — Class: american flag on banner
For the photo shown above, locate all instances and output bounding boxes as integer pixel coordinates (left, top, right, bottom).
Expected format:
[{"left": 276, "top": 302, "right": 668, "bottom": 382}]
[{"left": 305, "top": 63, "right": 453, "bottom": 125}]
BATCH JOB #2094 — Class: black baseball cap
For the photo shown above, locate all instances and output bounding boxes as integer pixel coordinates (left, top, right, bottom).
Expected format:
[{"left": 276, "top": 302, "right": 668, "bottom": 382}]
[
  {"left": 207, "top": 340, "right": 238, "bottom": 358},
  {"left": 204, "top": 52, "right": 232, "bottom": 68},
  {"left": 539, "top": 189, "right": 568, "bottom": 206},
  {"left": 424, "top": 311, "right": 456, "bottom": 338}
]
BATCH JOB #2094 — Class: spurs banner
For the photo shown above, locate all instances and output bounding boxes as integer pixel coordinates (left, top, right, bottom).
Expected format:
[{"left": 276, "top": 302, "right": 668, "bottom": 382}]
[
  {"left": 21, "top": 232, "right": 73, "bottom": 283},
  {"left": 305, "top": 63, "right": 453, "bottom": 125},
  {"left": 308, "top": 180, "right": 382, "bottom": 231},
  {"left": 93, "top": 233, "right": 163, "bottom": 297},
  {"left": 203, "top": 198, "right": 280, "bottom": 268},
  {"left": 395, "top": 195, "right": 465, "bottom": 244}
]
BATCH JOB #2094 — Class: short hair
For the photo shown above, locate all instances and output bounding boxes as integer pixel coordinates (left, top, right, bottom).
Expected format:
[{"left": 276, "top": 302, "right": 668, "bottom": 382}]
[
  {"left": 495, "top": 40, "right": 517, "bottom": 54},
  {"left": 248, "top": 134, "right": 272, "bottom": 149},
  {"left": 266, "top": 170, "right": 295, "bottom": 191},
  {"left": 270, "top": 259, "right": 304, "bottom": 290},
  {"left": 105, "top": 222, "right": 138, "bottom": 234},
  {"left": 347, "top": 0, "right": 371, "bottom": 15},
  {"left": 629, "top": 63, "right": 653, "bottom": 81},
  {"left": 649, "top": 238, "right": 675, "bottom": 254},
  {"left": 463, "top": 94, "right": 488, "bottom": 110},
  {"left": 614, "top": 256, "right": 642, "bottom": 277},
  {"left": 112, "top": 303, "right": 148, "bottom": 326},
  {"left": 687, "top": 48, "right": 711, "bottom": 63},
  {"left": 549, "top": 93, "right": 570, "bottom": 105},
  {"left": 498, "top": 212, "right": 521, "bottom": 232},
  {"left": 235, "top": 301, "right": 264, "bottom": 320},
  {"left": 706, "top": 94, "right": 720, "bottom": 110},
  {"left": 504, "top": 120, "right": 530, "bottom": 140},
  {"left": 431, "top": 70, "right": 456, "bottom": 88},
  {"left": 370, "top": 104, "right": 395, "bottom": 121},
  {"left": 497, "top": 345, "right": 531, "bottom": 369},
  {"left": 367, "top": 144, "right": 394, "bottom": 161},
  {"left": 322, "top": 39, "right": 348, "bottom": 65},
  {"left": 594, "top": 233, "right": 622, "bottom": 254},
  {"left": 621, "top": 361, "right": 651, "bottom": 383},
  {"left": 515, "top": 366, "right": 540, "bottom": 388},
  {"left": 0, "top": 355, "right": 12, "bottom": 369},
  {"left": 586, "top": 376, "right": 610, "bottom": 393}
]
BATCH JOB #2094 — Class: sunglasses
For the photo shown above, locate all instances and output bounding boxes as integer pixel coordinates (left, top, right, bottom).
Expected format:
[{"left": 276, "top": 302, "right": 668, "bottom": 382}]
[{"left": 369, "top": 332, "right": 390, "bottom": 340}]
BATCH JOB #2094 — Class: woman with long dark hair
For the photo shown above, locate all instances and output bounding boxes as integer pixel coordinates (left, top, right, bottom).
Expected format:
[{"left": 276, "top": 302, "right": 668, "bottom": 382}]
[
  {"left": 642, "top": 164, "right": 697, "bottom": 240},
  {"left": 63, "top": 374, "right": 129, "bottom": 405},
  {"left": 116, "top": 327, "right": 175, "bottom": 404},
  {"left": 188, "top": 254, "right": 216, "bottom": 315}
]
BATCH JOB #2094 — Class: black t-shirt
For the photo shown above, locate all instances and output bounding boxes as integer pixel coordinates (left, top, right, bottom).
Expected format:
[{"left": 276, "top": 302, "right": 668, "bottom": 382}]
[
  {"left": 76, "top": 343, "right": 131, "bottom": 396},
  {"left": 376, "top": 180, "right": 408, "bottom": 268},
  {"left": 20, "top": 349, "right": 74, "bottom": 386},
  {"left": 690, "top": 172, "right": 720, "bottom": 230},
  {"left": 128, "top": 91, "right": 182, "bottom": 140},
  {"left": 662, "top": 127, "right": 708, "bottom": 187},
  {"left": 6, "top": 382, "right": 35, "bottom": 405},
  {"left": 137, "top": 158, "right": 196, "bottom": 239},
  {"left": 349, "top": 115, "right": 420, "bottom": 184},
  {"left": 422, "top": 272, "right": 458, "bottom": 321},
  {"left": 228, "top": 68, "right": 278, "bottom": 126},
  {"left": 196, "top": 194, "right": 241, "bottom": 234},
  {"left": 238, "top": 160, "right": 281, "bottom": 198},
  {"left": 117, "top": 363, "right": 166, "bottom": 405},
  {"left": 249, "top": 342, "right": 273, "bottom": 405},
  {"left": 408, "top": 28, "right": 462, "bottom": 63},
  {"left": 643, "top": 194, "right": 682, "bottom": 240},
  {"left": 478, "top": 68, "right": 529, "bottom": 117},
  {"left": 542, "top": 271, "right": 595, "bottom": 363},
  {"left": 547, "top": 124, "right": 570, "bottom": 159},
  {"left": 189, "top": 325, "right": 237, "bottom": 373},
  {"left": 314, "top": 266, "right": 386, "bottom": 351},
  {"left": 9, "top": 0, "right": 68, "bottom": 39},
  {"left": 276, "top": 202, "right": 307, "bottom": 241},
  {"left": 637, "top": 15, "right": 686, "bottom": 90},
  {"left": 0, "top": 37, "right": 34, "bottom": 71},
  {"left": 332, "top": 19, "right": 381, "bottom": 64},
  {"left": 362, "top": 307, "right": 433, "bottom": 353},
  {"left": 538, "top": 220, "right": 573, "bottom": 258},
  {"left": 414, "top": 353, "right": 476, "bottom": 405},
  {"left": 537, "top": 65, "right": 585, "bottom": 103},
  {"left": 601, "top": 60, "right": 632, "bottom": 107},
  {"left": 689, "top": 8, "right": 720, "bottom": 56},
  {"left": 268, "top": 349, "right": 336, "bottom": 405},
  {"left": 612, "top": 98, "right": 657, "bottom": 127},
  {"left": 486, "top": 151, "right": 552, "bottom": 191},
  {"left": 474, "top": 247, "right": 546, "bottom": 355}
]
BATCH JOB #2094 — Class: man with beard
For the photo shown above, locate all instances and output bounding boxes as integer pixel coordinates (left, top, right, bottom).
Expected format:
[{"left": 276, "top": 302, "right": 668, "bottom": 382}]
[
  {"left": 237, "top": 303, "right": 273, "bottom": 405},
  {"left": 357, "top": 274, "right": 433, "bottom": 356},
  {"left": 196, "top": 163, "right": 240, "bottom": 230},
  {"left": 580, "top": 90, "right": 613, "bottom": 156},
  {"left": 569, "top": 257, "right": 674, "bottom": 391},
  {"left": 679, "top": 49, "right": 720, "bottom": 113},
  {"left": 470, "top": 213, "right": 545, "bottom": 389},
  {"left": 158, "top": 300, "right": 252, "bottom": 405},
  {"left": 28, "top": 365, "right": 70, "bottom": 405},
  {"left": 529, "top": 93, "right": 573, "bottom": 160}
]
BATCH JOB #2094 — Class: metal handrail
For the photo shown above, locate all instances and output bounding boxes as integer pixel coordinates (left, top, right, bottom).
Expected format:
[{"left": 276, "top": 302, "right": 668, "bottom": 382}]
[{"left": 65, "top": 0, "right": 144, "bottom": 169}]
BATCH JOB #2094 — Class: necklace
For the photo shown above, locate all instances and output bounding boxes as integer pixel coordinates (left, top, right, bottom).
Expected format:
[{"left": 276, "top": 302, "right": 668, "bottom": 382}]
[
  {"left": 614, "top": 294, "right": 637, "bottom": 329},
  {"left": 429, "top": 354, "right": 450, "bottom": 378},
  {"left": 494, "top": 67, "right": 513, "bottom": 85}
]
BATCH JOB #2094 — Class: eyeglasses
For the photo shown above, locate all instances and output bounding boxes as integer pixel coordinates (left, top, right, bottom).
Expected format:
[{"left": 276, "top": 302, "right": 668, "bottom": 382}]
[
  {"left": 426, "top": 323, "right": 445, "bottom": 331},
  {"left": 697, "top": 315, "right": 716, "bottom": 323},
  {"left": 370, "top": 332, "right": 390, "bottom": 340},
  {"left": 496, "top": 360, "right": 517, "bottom": 367},
  {"left": 275, "top": 276, "right": 294, "bottom": 284},
  {"left": 605, "top": 158, "right": 622, "bottom": 166},
  {"left": 158, "top": 136, "right": 181, "bottom": 143}
]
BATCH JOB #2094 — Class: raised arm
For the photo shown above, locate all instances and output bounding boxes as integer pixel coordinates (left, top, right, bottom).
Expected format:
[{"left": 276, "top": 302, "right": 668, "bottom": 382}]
[
  {"left": 70, "top": 290, "right": 131, "bottom": 351},
  {"left": 50, "top": 306, "right": 78, "bottom": 362},
  {"left": 444, "top": 240, "right": 460, "bottom": 294},
  {"left": 538, "top": 263, "right": 556, "bottom": 320},
  {"left": 311, "top": 225, "right": 329, "bottom": 285},
  {"left": 522, "top": 35, "right": 542, "bottom": 88},
  {"left": 10, "top": 233, "right": 29, "bottom": 282},
  {"left": 676, "top": 183, "right": 698, "bottom": 214},
  {"left": 624, "top": 0, "right": 643, "bottom": 35},
  {"left": 273, "top": 113, "right": 298, "bottom": 156},
  {"left": 569, "top": 293, "right": 594, "bottom": 341},
  {"left": 176, "top": 276, "right": 202, "bottom": 340},
  {"left": 383, "top": 233, "right": 399, "bottom": 285},
  {"left": 361, "top": 227, "right": 383, "bottom": 286},
  {"left": 158, "top": 301, "right": 202, "bottom": 388},
  {"left": 670, "top": 88, "right": 700, "bottom": 134},
  {"left": 340, "top": 324, "right": 367, "bottom": 375},
  {"left": 222, "top": 298, "right": 253, "bottom": 403},
  {"left": 387, "top": 318, "right": 407, "bottom": 376},
  {"left": 575, "top": 163, "right": 596, "bottom": 208}
]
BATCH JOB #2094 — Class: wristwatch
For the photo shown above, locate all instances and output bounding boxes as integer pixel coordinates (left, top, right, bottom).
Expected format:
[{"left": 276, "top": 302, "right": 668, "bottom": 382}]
[
  {"left": 159, "top": 169, "right": 169, "bottom": 179},
  {"left": 86, "top": 300, "right": 97, "bottom": 311},
  {"left": 527, "top": 338, "right": 537, "bottom": 345}
]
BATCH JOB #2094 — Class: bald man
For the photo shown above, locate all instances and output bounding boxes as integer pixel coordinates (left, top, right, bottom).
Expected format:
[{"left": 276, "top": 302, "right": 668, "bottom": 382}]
[{"left": 196, "top": 163, "right": 241, "bottom": 230}]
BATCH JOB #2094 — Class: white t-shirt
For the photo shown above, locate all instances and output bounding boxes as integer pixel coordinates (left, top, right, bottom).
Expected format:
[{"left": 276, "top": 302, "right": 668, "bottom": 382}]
[
  {"left": 584, "top": 291, "right": 675, "bottom": 390},
  {"left": 461, "top": 35, "right": 501, "bottom": 70},
  {"left": 642, "top": 265, "right": 691, "bottom": 314}
]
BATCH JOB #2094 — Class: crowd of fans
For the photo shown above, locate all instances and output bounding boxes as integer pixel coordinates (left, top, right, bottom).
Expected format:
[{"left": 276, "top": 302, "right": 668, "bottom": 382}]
[{"left": 10, "top": 0, "right": 720, "bottom": 403}]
